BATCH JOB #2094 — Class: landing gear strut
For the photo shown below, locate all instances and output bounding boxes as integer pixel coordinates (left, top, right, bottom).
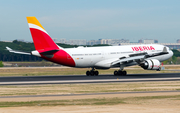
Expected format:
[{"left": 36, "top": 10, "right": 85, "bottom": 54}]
[
  {"left": 114, "top": 70, "right": 127, "bottom": 76},
  {"left": 86, "top": 68, "right": 99, "bottom": 76}
]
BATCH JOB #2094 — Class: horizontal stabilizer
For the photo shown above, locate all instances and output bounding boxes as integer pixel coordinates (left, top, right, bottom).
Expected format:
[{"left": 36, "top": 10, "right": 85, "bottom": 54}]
[
  {"left": 31, "top": 48, "right": 60, "bottom": 58},
  {"left": 39, "top": 49, "right": 60, "bottom": 55},
  {"left": 6, "top": 47, "right": 31, "bottom": 55}
]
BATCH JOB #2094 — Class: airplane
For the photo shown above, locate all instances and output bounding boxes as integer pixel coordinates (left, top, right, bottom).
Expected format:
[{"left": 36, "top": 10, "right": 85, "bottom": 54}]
[{"left": 6, "top": 17, "right": 173, "bottom": 76}]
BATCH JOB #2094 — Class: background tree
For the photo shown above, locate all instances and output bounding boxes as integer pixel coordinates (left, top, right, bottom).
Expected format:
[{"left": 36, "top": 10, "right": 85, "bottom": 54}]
[{"left": 0, "top": 61, "right": 4, "bottom": 67}]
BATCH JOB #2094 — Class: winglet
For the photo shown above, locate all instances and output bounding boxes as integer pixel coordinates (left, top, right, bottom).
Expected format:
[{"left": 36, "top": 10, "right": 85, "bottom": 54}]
[{"left": 6, "top": 47, "right": 12, "bottom": 51}]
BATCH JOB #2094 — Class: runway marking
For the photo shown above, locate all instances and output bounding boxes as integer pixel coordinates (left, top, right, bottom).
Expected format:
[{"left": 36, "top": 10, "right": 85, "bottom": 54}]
[{"left": 1, "top": 77, "right": 180, "bottom": 85}]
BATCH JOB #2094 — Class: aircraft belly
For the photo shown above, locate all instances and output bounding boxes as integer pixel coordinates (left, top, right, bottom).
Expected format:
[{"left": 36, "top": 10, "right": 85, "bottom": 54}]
[{"left": 74, "top": 56, "right": 101, "bottom": 67}]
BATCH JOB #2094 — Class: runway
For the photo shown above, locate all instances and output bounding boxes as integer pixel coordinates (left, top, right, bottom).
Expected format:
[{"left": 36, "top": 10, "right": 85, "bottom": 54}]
[{"left": 0, "top": 73, "right": 180, "bottom": 85}]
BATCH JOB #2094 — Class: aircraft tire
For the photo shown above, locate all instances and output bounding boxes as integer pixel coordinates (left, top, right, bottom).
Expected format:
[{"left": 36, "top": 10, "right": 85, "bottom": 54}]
[
  {"left": 118, "top": 71, "right": 123, "bottom": 75},
  {"left": 114, "top": 71, "right": 118, "bottom": 75},
  {"left": 95, "top": 71, "right": 99, "bottom": 76},
  {"left": 90, "top": 71, "right": 94, "bottom": 76},
  {"left": 122, "top": 71, "right": 127, "bottom": 75},
  {"left": 86, "top": 71, "right": 90, "bottom": 76}
]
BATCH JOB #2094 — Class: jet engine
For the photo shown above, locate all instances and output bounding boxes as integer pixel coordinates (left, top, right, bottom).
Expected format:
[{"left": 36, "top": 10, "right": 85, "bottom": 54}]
[{"left": 140, "top": 59, "right": 161, "bottom": 70}]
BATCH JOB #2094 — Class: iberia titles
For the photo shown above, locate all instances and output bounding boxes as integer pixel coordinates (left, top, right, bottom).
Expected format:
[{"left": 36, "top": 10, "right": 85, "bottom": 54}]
[{"left": 131, "top": 46, "right": 155, "bottom": 51}]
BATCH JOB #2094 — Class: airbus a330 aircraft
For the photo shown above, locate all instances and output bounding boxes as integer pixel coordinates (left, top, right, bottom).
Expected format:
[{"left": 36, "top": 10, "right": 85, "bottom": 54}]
[{"left": 6, "top": 17, "right": 173, "bottom": 76}]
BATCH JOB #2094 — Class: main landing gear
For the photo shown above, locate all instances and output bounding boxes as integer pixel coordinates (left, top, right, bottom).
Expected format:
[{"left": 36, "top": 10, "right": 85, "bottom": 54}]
[
  {"left": 114, "top": 70, "right": 127, "bottom": 76},
  {"left": 86, "top": 68, "right": 99, "bottom": 76},
  {"left": 114, "top": 64, "right": 127, "bottom": 75}
]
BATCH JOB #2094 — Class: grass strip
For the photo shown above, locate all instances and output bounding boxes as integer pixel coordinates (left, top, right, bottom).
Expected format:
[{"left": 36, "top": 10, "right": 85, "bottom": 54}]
[
  {"left": 1, "top": 95, "right": 180, "bottom": 107},
  {"left": 0, "top": 97, "right": 125, "bottom": 107},
  {"left": 131, "top": 95, "right": 180, "bottom": 100}
]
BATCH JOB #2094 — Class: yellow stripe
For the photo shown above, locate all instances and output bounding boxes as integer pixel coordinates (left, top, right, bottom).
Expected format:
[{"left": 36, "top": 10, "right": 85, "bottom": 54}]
[{"left": 26, "top": 17, "right": 45, "bottom": 30}]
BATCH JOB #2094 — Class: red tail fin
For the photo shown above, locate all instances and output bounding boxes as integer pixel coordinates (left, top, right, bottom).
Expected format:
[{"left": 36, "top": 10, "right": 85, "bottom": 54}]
[{"left": 26, "top": 17, "right": 59, "bottom": 50}]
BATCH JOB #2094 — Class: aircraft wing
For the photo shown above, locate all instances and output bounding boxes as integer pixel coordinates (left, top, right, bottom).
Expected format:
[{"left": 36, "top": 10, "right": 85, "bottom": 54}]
[
  {"left": 111, "top": 55, "right": 145, "bottom": 66},
  {"left": 6, "top": 47, "right": 31, "bottom": 55},
  {"left": 94, "top": 54, "right": 145, "bottom": 69},
  {"left": 111, "top": 47, "right": 169, "bottom": 66},
  {"left": 95, "top": 47, "right": 169, "bottom": 68},
  {"left": 144, "top": 47, "right": 168, "bottom": 58}
]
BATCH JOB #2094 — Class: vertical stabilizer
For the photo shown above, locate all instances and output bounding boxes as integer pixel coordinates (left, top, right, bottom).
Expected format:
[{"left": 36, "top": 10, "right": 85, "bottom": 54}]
[{"left": 27, "top": 17, "right": 59, "bottom": 50}]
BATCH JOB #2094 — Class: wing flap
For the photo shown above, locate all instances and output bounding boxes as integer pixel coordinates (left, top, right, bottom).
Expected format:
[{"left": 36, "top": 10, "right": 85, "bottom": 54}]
[{"left": 111, "top": 55, "right": 145, "bottom": 66}]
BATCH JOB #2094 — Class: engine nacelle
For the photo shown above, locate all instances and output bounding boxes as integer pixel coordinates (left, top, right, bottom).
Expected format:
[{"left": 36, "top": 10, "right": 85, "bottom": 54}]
[{"left": 140, "top": 59, "right": 160, "bottom": 70}]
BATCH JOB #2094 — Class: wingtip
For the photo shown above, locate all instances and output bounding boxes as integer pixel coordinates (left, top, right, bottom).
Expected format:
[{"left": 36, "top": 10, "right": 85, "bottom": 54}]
[{"left": 6, "top": 47, "right": 12, "bottom": 51}]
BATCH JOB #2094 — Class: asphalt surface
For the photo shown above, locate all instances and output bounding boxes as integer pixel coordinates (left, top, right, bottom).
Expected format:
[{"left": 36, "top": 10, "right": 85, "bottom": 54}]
[{"left": 0, "top": 73, "right": 180, "bottom": 85}]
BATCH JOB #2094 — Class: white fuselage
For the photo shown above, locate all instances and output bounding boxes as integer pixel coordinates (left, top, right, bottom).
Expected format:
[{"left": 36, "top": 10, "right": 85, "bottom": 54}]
[{"left": 64, "top": 44, "right": 173, "bottom": 68}]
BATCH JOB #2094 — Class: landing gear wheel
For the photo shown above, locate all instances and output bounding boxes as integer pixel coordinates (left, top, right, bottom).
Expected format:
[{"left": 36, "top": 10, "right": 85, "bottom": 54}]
[
  {"left": 122, "top": 71, "right": 127, "bottom": 75},
  {"left": 114, "top": 71, "right": 118, "bottom": 75},
  {"left": 90, "top": 71, "right": 94, "bottom": 76},
  {"left": 95, "top": 71, "right": 99, "bottom": 76},
  {"left": 86, "top": 68, "right": 99, "bottom": 76},
  {"left": 86, "top": 71, "right": 90, "bottom": 76},
  {"left": 118, "top": 70, "right": 123, "bottom": 75},
  {"left": 114, "top": 70, "right": 127, "bottom": 76}
]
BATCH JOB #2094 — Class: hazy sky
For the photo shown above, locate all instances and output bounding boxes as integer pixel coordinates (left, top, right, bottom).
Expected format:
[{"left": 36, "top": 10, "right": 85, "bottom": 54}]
[{"left": 0, "top": 0, "right": 180, "bottom": 43}]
